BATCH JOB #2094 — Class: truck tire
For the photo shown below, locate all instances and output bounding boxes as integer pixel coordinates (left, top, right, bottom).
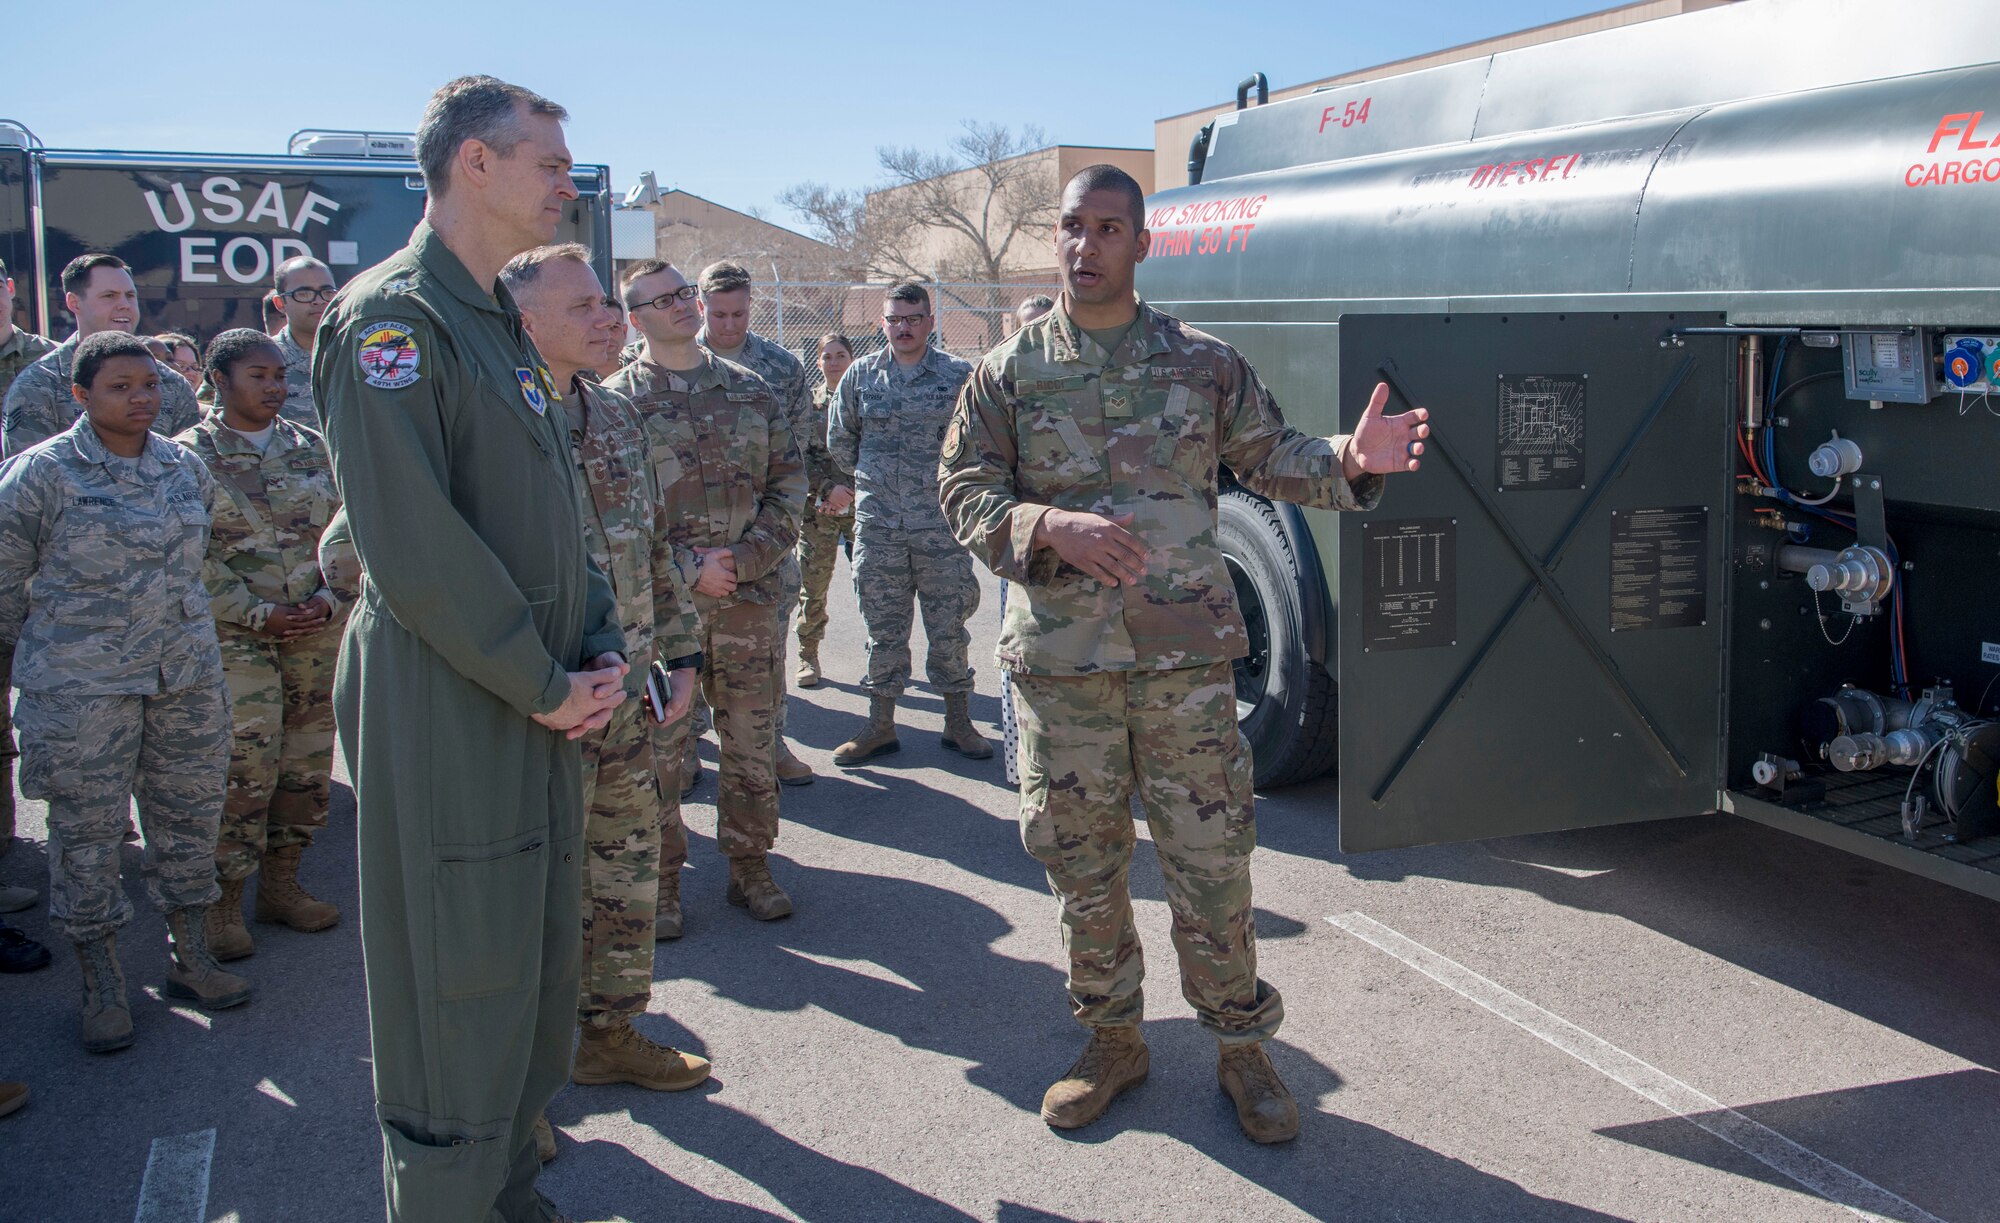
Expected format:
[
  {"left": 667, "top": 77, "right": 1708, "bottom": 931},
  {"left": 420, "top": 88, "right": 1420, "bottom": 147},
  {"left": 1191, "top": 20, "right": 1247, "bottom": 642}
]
[{"left": 1216, "top": 488, "right": 1339, "bottom": 789}]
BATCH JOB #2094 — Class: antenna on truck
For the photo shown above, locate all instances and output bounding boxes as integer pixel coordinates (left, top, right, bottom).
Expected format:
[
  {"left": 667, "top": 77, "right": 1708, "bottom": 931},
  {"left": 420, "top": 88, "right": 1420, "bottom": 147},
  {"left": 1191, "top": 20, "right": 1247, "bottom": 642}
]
[{"left": 287, "top": 129, "right": 418, "bottom": 159}]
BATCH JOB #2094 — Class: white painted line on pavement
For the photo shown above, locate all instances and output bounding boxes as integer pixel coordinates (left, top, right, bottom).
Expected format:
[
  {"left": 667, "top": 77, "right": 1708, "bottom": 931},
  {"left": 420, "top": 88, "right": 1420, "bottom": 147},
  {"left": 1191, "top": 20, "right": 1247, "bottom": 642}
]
[
  {"left": 133, "top": 1128, "right": 215, "bottom": 1223},
  {"left": 253, "top": 1077, "right": 296, "bottom": 1107},
  {"left": 1328, "top": 911, "right": 1948, "bottom": 1223}
]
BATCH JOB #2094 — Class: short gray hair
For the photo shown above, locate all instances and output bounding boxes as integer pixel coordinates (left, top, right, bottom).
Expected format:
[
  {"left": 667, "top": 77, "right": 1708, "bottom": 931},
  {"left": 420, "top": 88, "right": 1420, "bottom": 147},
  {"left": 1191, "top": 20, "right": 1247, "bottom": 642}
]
[
  {"left": 499, "top": 242, "right": 594, "bottom": 298},
  {"left": 416, "top": 75, "right": 568, "bottom": 196}
]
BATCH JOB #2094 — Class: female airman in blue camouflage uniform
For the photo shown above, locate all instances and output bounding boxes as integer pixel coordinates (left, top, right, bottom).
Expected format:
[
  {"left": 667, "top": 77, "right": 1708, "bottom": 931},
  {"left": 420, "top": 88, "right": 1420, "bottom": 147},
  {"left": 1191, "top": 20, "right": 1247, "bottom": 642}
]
[{"left": 0, "top": 332, "right": 250, "bottom": 1054}]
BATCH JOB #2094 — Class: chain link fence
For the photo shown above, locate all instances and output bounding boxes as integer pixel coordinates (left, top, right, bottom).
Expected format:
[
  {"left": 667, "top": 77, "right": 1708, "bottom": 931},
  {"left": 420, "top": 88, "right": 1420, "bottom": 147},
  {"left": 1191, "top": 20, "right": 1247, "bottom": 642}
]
[{"left": 738, "top": 279, "right": 1058, "bottom": 388}]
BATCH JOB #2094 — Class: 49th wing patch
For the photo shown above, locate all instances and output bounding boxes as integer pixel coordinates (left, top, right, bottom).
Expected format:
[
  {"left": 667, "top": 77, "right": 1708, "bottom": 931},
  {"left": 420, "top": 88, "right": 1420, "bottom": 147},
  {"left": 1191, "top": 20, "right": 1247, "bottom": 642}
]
[{"left": 357, "top": 322, "right": 421, "bottom": 389}]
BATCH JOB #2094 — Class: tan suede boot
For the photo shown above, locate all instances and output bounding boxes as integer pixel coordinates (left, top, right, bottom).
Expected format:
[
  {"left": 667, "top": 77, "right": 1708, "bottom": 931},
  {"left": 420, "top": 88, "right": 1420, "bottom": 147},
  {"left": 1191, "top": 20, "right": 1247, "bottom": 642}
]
[
  {"left": 795, "top": 649, "right": 820, "bottom": 688},
  {"left": 775, "top": 740, "right": 814, "bottom": 787},
  {"left": 940, "top": 692, "right": 993, "bottom": 760},
  {"left": 1218, "top": 1041, "right": 1300, "bottom": 1143},
  {"left": 205, "top": 877, "right": 253, "bottom": 961},
  {"left": 255, "top": 845, "right": 339, "bottom": 932},
  {"left": 655, "top": 870, "right": 683, "bottom": 941},
  {"left": 164, "top": 907, "right": 253, "bottom": 1010},
  {"left": 833, "top": 696, "right": 899, "bottom": 767},
  {"left": 533, "top": 1113, "right": 557, "bottom": 1164},
  {"left": 1041, "top": 1025, "right": 1149, "bottom": 1129},
  {"left": 726, "top": 856, "right": 793, "bottom": 920},
  {"left": 572, "top": 1017, "right": 712, "bottom": 1091},
  {"left": 74, "top": 935, "right": 133, "bottom": 1054}
]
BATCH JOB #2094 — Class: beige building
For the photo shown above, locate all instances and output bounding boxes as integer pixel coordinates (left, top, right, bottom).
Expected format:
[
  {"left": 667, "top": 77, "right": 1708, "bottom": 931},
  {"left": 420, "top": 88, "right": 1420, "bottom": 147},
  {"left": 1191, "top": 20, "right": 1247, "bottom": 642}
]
[
  {"left": 866, "top": 145, "right": 1154, "bottom": 284},
  {"left": 1151, "top": 0, "right": 1739, "bottom": 188},
  {"left": 626, "top": 187, "right": 848, "bottom": 282}
]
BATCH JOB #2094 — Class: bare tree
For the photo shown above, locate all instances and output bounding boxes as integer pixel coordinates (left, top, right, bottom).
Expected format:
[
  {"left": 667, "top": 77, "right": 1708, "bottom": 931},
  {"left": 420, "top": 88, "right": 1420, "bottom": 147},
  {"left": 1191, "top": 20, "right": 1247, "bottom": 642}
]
[{"left": 783, "top": 122, "right": 1059, "bottom": 283}]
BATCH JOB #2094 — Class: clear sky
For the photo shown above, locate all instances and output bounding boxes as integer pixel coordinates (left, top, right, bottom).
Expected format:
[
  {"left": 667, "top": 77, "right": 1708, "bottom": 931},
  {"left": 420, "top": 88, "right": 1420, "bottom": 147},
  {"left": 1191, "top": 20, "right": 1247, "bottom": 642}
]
[{"left": 40, "top": 0, "right": 1615, "bottom": 229}]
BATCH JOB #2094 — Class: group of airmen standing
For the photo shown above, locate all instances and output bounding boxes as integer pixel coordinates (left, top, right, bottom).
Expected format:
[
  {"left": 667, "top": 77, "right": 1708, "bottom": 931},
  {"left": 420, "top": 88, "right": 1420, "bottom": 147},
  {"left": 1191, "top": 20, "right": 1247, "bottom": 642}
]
[{"left": 0, "top": 73, "right": 1430, "bottom": 1223}]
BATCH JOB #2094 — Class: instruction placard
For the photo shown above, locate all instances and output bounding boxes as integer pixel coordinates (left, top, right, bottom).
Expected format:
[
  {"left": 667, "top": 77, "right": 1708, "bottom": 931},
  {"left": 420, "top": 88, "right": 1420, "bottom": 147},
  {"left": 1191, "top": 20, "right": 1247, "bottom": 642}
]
[
  {"left": 1497, "top": 374, "right": 1586, "bottom": 490},
  {"left": 1362, "top": 517, "right": 1457, "bottom": 651},
  {"left": 1610, "top": 507, "right": 1708, "bottom": 632}
]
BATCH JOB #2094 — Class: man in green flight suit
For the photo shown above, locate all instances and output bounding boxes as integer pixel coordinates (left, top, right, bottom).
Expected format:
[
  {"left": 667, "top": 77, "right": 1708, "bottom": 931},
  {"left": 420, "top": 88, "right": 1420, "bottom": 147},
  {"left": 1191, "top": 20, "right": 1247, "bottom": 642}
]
[{"left": 315, "top": 76, "right": 629, "bottom": 1223}]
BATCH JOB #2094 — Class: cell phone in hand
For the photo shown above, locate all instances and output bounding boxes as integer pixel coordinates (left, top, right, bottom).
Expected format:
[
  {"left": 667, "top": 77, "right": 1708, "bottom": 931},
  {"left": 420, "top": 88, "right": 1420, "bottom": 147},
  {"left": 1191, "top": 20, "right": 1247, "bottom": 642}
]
[{"left": 643, "top": 660, "right": 672, "bottom": 724}]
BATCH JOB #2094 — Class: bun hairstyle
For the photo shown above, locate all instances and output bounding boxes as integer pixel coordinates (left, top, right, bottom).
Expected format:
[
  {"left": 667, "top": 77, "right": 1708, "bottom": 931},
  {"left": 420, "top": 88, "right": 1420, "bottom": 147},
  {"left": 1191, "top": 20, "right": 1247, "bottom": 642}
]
[{"left": 202, "top": 327, "right": 284, "bottom": 384}]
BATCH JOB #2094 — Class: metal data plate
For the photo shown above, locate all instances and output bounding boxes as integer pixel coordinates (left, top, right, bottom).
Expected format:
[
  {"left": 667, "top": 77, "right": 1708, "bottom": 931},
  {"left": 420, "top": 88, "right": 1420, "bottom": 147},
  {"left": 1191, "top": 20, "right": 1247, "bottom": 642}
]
[{"left": 1336, "top": 313, "right": 1732, "bottom": 853}]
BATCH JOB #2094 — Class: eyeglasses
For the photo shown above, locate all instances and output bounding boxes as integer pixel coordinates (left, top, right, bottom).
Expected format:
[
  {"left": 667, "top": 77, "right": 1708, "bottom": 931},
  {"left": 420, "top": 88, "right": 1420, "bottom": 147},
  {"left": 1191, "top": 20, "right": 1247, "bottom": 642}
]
[
  {"left": 883, "top": 313, "right": 931, "bottom": 327},
  {"left": 279, "top": 285, "right": 337, "bottom": 305},
  {"left": 628, "top": 285, "right": 699, "bottom": 312}
]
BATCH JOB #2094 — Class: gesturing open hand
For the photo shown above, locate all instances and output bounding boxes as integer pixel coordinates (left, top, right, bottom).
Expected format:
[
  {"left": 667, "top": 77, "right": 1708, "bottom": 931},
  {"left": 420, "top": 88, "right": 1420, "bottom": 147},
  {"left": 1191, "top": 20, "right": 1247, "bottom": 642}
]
[{"left": 1343, "top": 382, "right": 1431, "bottom": 479}]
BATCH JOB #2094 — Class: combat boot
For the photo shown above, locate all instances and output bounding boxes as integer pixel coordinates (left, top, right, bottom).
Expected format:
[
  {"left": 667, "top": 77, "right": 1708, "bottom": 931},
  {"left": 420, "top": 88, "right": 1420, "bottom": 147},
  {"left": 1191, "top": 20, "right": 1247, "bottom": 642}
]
[
  {"left": 254, "top": 845, "right": 340, "bottom": 932},
  {"left": 205, "top": 877, "right": 253, "bottom": 961},
  {"left": 775, "top": 740, "right": 814, "bottom": 787},
  {"left": 833, "top": 696, "right": 899, "bottom": 767},
  {"left": 1041, "top": 1024, "right": 1149, "bottom": 1130},
  {"left": 164, "top": 907, "right": 253, "bottom": 1010},
  {"left": 726, "top": 856, "right": 793, "bottom": 920},
  {"left": 1217, "top": 1040, "right": 1300, "bottom": 1143},
  {"left": 532, "top": 1113, "right": 557, "bottom": 1164},
  {"left": 795, "top": 649, "right": 820, "bottom": 688},
  {"left": 572, "top": 1017, "right": 712, "bottom": 1091},
  {"left": 940, "top": 692, "right": 993, "bottom": 760},
  {"left": 655, "top": 870, "right": 683, "bottom": 941},
  {"left": 74, "top": 934, "right": 133, "bottom": 1054}
]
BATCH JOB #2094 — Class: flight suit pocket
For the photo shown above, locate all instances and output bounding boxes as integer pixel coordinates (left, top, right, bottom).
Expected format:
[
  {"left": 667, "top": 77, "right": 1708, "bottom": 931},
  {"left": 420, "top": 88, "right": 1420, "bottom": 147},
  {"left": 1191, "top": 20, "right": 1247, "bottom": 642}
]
[{"left": 431, "top": 829, "right": 548, "bottom": 1000}]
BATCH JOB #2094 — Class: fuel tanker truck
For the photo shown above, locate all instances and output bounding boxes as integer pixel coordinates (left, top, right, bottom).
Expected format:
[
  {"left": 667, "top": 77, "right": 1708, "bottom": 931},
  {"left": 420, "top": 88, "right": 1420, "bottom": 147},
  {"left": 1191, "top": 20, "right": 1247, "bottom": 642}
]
[{"left": 1134, "top": 0, "right": 2000, "bottom": 900}]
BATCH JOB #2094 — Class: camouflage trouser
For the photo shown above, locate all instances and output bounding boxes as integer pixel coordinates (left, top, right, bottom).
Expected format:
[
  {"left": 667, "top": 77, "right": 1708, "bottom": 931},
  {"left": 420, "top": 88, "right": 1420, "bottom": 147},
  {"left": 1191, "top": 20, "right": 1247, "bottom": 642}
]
[
  {"left": 796, "top": 508, "right": 854, "bottom": 653},
  {"left": 689, "top": 554, "right": 799, "bottom": 759},
  {"left": 1011, "top": 660, "right": 1281, "bottom": 1046},
  {"left": 648, "top": 688, "right": 693, "bottom": 875},
  {"left": 579, "top": 698, "right": 664, "bottom": 1023},
  {"left": 0, "top": 644, "right": 16, "bottom": 762},
  {"left": 852, "top": 524, "right": 979, "bottom": 698},
  {"left": 15, "top": 681, "right": 230, "bottom": 944},
  {"left": 216, "top": 627, "right": 339, "bottom": 881},
  {"left": 687, "top": 593, "right": 781, "bottom": 859}
]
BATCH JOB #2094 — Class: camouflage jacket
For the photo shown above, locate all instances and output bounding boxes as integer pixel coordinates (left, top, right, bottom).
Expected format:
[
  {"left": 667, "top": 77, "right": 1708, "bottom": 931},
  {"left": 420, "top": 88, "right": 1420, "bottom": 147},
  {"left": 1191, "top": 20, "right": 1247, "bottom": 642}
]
[
  {"left": 938, "top": 299, "right": 1382, "bottom": 675},
  {"left": 0, "top": 415, "right": 222, "bottom": 694},
  {"left": 274, "top": 326, "right": 320, "bottom": 429},
  {"left": 2, "top": 335, "right": 205, "bottom": 458},
  {"left": 600, "top": 353, "right": 804, "bottom": 606},
  {"left": 568, "top": 378, "right": 701, "bottom": 692},
  {"left": 702, "top": 329, "right": 812, "bottom": 448},
  {"left": 0, "top": 327, "right": 56, "bottom": 405},
  {"left": 806, "top": 387, "right": 853, "bottom": 520},
  {"left": 830, "top": 343, "right": 972, "bottom": 532},
  {"left": 176, "top": 415, "right": 345, "bottom": 635}
]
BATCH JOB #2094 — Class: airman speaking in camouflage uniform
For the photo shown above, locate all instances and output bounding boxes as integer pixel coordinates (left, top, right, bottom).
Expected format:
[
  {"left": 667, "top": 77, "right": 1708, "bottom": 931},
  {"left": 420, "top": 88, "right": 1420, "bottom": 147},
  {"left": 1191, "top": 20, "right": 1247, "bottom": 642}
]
[
  {"left": 502, "top": 244, "right": 711, "bottom": 1102},
  {"left": 939, "top": 166, "right": 1429, "bottom": 1143},
  {"left": 2, "top": 254, "right": 203, "bottom": 458},
  {"left": 0, "top": 333, "right": 254, "bottom": 1054},
  {"left": 0, "top": 256, "right": 55, "bottom": 857},
  {"left": 697, "top": 261, "right": 814, "bottom": 787},
  {"left": 604, "top": 259, "right": 805, "bottom": 922},
  {"left": 269, "top": 256, "right": 339, "bottom": 429},
  {"left": 177, "top": 330, "right": 348, "bottom": 964},
  {"left": 795, "top": 333, "right": 857, "bottom": 687},
  {"left": 828, "top": 283, "right": 986, "bottom": 766}
]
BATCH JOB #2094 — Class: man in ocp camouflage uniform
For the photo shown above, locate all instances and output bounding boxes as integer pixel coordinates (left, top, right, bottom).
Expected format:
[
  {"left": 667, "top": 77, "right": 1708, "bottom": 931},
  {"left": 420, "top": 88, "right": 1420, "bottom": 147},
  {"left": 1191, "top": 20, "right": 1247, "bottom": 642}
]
[
  {"left": 828, "top": 282, "right": 987, "bottom": 767},
  {"left": 0, "top": 256, "right": 55, "bottom": 860},
  {"left": 2, "top": 254, "right": 203, "bottom": 458},
  {"left": 269, "top": 255, "right": 338, "bottom": 429},
  {"left": 606, "top": 259, "right": 804, "bottom": 923},
  {"left": 939, "top": 166, "right": 1429, "bottom": 1143},
  {"left": 696, "top": 261, "right": 814, "bottom": 787},
  {"left": 502, "top": 245, "right": 711, "bottom": 1118}
]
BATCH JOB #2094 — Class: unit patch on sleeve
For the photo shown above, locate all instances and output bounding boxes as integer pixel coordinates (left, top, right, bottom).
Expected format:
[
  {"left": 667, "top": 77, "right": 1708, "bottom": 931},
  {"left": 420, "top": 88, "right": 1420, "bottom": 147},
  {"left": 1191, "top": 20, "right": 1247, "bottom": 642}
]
[
  {"left": 357, "top": 322, "right": 421, "bottom": 389},
  {"left": 517, "top": 368, "right": 549, "bottom": 415}
]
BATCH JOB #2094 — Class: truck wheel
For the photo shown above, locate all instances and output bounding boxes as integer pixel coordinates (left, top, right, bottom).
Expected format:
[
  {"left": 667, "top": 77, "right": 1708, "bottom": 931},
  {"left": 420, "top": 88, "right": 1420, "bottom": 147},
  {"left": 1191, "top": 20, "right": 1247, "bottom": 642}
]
[{"left": 1216, "top": 488, "right": 1339, "bottom": 788}]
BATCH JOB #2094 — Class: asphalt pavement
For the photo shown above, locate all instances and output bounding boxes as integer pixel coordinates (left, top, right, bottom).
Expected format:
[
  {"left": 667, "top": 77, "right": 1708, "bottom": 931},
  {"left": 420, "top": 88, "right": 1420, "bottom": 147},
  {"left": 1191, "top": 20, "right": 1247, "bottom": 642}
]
[{"left": 2, "top": 556, "right": 1997, "bottom": 1222}]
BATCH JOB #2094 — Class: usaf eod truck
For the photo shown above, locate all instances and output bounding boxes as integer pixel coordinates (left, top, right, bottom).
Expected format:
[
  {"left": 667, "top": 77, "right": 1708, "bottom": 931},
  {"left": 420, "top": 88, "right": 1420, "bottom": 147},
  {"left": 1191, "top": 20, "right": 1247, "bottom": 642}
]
[
  {"left": 1135, "top": 0, "right": 2000, "bottom": 900},
  {"left": 0, "top": 123, "right": 614, "bottom": 341}
]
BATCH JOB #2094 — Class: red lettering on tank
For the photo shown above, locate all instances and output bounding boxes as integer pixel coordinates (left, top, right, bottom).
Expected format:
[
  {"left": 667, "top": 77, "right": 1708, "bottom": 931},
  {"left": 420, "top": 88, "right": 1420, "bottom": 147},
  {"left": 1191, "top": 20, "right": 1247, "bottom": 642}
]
[
  {"left": 1319, "top": 97, "right": 1373, "bottom": 134},
  {"left": 1466, "top": 152, "right": 1582, "bottom": 190}
]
